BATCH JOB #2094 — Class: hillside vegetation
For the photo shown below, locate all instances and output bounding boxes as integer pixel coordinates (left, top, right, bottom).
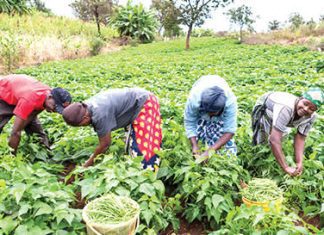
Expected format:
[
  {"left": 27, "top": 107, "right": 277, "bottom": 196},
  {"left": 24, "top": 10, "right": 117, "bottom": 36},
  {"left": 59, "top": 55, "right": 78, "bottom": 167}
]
[
  {"left": 244, "top": 22, "right": 324, "bottom": 50},
  {"left": 0, "top": 12, "right": 117, "bottom": 73}
]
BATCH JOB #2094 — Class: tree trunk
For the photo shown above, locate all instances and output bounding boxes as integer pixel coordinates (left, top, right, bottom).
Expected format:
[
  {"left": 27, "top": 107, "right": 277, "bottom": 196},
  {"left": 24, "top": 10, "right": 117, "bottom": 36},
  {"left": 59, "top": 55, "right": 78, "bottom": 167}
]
[
  {"left": 239, "top": 26, "right": 243, "bottom": 43},
  {"left": 158, "top": 25, "right": 163, "bottom": 36},
  {"left": 94, "top": 6, "right": 101, "bottom": 36},
  {"left": 186, "top": 24, "right": 193, "bottom": 49}
]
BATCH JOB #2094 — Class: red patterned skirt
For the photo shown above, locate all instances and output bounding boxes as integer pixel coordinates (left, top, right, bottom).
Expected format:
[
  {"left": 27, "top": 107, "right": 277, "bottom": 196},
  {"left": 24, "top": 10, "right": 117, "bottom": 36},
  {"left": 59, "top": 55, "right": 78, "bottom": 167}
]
[{"left": 128, "top": 94, "right": 162, "bottom": 171}]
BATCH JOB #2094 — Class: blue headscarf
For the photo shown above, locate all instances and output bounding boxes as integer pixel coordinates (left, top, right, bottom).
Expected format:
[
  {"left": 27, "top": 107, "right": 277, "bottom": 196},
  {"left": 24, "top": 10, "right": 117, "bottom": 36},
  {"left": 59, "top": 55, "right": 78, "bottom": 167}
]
[{"left": 199, "top": 86, "right": 226, "bottom": 114}]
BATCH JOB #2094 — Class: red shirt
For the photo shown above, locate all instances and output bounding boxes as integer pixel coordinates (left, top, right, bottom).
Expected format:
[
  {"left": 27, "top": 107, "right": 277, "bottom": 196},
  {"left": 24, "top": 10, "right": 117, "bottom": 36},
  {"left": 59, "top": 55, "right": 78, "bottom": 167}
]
[{"left": 0, "top": 74, "right": 50, "bottom": 120}]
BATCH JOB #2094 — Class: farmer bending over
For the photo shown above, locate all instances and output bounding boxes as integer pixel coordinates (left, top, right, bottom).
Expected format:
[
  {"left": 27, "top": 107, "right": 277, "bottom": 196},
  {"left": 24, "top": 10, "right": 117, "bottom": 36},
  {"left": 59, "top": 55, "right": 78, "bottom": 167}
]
[
  {"left": 252, "top": 88, "right": 323, "bottom": 176},
  {"left": 62, "top": 88, "right": 162, "bottom": 171},
  {"left": 0, "top": 74, "right": 72, "bottom": 154},
  {"left": 184, "top": 75, "right": 238, "bottom": 158}
]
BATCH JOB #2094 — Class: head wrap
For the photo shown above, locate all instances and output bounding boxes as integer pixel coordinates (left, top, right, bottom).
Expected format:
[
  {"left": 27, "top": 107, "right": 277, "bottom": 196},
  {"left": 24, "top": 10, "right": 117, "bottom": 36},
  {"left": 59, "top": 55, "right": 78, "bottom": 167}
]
[
  {"left": 302, "top": 87, "right": 323, "bottom": 109},
  {"left": 62, "top": 102, "right": 87, "bottom": 126},
  {"left": 199, "top": 86, "right": 226, "bottom": 114}
]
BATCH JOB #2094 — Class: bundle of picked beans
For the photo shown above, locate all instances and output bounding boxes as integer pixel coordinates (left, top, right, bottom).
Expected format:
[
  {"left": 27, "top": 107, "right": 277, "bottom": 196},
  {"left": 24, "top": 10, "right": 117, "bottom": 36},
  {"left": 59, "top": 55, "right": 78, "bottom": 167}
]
[
  {"left": 242, "top": 178, "right": 283, "bottom": 202},
  {"left": 85, "top": 194, "right": 139, "bottom": 224}
]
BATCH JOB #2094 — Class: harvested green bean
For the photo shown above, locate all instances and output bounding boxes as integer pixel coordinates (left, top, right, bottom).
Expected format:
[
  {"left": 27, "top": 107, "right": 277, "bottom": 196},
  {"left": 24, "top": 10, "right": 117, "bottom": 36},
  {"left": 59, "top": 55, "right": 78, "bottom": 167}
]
[
  {"left": 242, "top": 178, "right": 282, "bottom": 202},
  {"left": 85, "top": 194, "right": 139, "bottom": 224}
]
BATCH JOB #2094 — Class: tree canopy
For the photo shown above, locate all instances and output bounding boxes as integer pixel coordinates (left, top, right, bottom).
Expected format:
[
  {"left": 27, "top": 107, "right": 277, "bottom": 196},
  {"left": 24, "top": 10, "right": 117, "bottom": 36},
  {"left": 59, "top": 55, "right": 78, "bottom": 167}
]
[
  {"left": 70, "top": 0, "right": 115, "bottom": 35},
  {"left": 151, "top": 0, "right": 182, "bottom": 37},
  {"left": 268, "top": 20, "right": 280, "bottom": 31},
  {"left": 226, "top": 5, "right": 255, "bottom": 42},
  {"left": 175, "top": 0, "right": 233, "bottom": 49}
]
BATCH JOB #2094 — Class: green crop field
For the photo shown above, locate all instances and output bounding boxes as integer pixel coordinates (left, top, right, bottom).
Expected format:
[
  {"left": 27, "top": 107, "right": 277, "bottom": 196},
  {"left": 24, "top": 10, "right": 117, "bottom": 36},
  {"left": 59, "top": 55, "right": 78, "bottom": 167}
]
[{"left": 0, "top": 37, "right": 323, "bottom": 234}]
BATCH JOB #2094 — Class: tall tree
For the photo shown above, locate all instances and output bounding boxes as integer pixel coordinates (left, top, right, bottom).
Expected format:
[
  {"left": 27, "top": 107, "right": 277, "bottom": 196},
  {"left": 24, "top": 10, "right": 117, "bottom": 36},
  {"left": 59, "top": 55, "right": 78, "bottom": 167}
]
[
  {"left": 306, "top": 18, "right": 316, "bottom": 29},
  {"left": 226, "top": 5, "right": 255, "bottom": 43},
  {"left": 175, "top": 0, "right": 233, "bottom": 49},
  {"left": 268, "top": 20, "right": 280, "bottom": 31},
  {"left": 70, "top": 0, "right": 115, "bottom": 36},
  {"left": 151, "top": 0, "right": 181, "bottom": 37},
  {"left": 320, "top": 15, "right": 324, "bottom": 22},
  {"left": 288, "top": 12, "right": 304, "bottom": 30}
]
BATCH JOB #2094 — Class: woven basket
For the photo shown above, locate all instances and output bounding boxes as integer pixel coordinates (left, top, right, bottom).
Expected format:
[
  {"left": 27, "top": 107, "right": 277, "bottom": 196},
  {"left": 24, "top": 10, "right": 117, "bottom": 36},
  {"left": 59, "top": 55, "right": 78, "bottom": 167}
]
[{"left": 82, "top": 195, "right": 140, "bottom": 235}]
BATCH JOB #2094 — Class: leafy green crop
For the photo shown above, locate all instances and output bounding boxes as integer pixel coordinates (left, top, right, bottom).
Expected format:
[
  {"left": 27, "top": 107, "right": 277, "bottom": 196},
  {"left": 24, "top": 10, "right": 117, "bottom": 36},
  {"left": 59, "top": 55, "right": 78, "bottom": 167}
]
[
  {"left": 69, "top": 155, "right": 174, "bottom": 234},
  {"left": 173, "top": 154, "right": 250, "bottom": 229},
  {"left": 0, "top": 37, "right": 323, "bottom": 234},
  {"left": 210, "top": 205, "right": 319, "bottom": 234},
  {"left": 0, "top": 155, "right": 84, "bottom": 234}
]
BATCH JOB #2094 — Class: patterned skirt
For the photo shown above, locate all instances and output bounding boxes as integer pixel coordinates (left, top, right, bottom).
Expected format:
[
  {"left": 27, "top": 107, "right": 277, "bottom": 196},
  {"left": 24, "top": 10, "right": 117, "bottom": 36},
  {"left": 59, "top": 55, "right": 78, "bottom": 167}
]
[
  {"left": 127, "top": 95, "right": 162, "bottom": 171},
  {"left": 196, "top": 118, "right": 237, "bottom": 156}
]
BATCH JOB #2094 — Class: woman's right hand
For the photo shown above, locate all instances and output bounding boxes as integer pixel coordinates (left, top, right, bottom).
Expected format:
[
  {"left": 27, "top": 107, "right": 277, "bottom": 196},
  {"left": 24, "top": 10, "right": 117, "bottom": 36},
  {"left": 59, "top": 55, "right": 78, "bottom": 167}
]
[{"left": 284, "top": 166, "right": 296, "bottom": 176}]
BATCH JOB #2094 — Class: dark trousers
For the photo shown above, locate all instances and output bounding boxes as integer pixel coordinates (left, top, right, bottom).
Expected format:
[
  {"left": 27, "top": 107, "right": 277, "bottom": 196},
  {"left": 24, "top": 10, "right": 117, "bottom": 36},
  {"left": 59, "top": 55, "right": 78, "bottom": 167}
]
[{"left": 0, "top": 100, "right": 50, "bottom": 148}]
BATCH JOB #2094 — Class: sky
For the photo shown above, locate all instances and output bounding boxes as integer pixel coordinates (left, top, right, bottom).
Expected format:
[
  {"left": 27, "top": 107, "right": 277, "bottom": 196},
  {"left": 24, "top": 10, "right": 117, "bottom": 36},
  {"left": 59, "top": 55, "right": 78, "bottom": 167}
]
[{"left": 43, "top": 0, "right": 324, "bottom": 32}]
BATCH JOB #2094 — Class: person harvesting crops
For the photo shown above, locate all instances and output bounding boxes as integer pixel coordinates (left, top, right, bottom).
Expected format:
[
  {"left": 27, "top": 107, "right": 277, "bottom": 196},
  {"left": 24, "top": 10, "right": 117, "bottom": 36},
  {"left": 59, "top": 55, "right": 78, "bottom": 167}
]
[
  {"left": 0, "top": 74, "right": 72, "bottom": 154},
  {"left": 184, "top": 75, "right": 238, "bottom": 158},
  {"left": 252, "top": 88, "right": 323, "bottom": 176},
  {"left": 62, "top": 88, "right": 162, "bottom": 171}
]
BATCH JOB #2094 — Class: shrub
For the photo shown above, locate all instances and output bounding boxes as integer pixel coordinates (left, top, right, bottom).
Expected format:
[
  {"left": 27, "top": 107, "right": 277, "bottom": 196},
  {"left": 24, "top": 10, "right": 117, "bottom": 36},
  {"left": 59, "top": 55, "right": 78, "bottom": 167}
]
[
  {"left": 191, "top": 29, "right": 215, "bottom": 37},
  {"left": 111, "top": 2, "right": 157, "bottom": 43},
  {"left": 0, "top": 32, "right": 20, "bottom": 72},
  {"left": 89, "top": 36, "right": 105, "bottom": 56}
]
